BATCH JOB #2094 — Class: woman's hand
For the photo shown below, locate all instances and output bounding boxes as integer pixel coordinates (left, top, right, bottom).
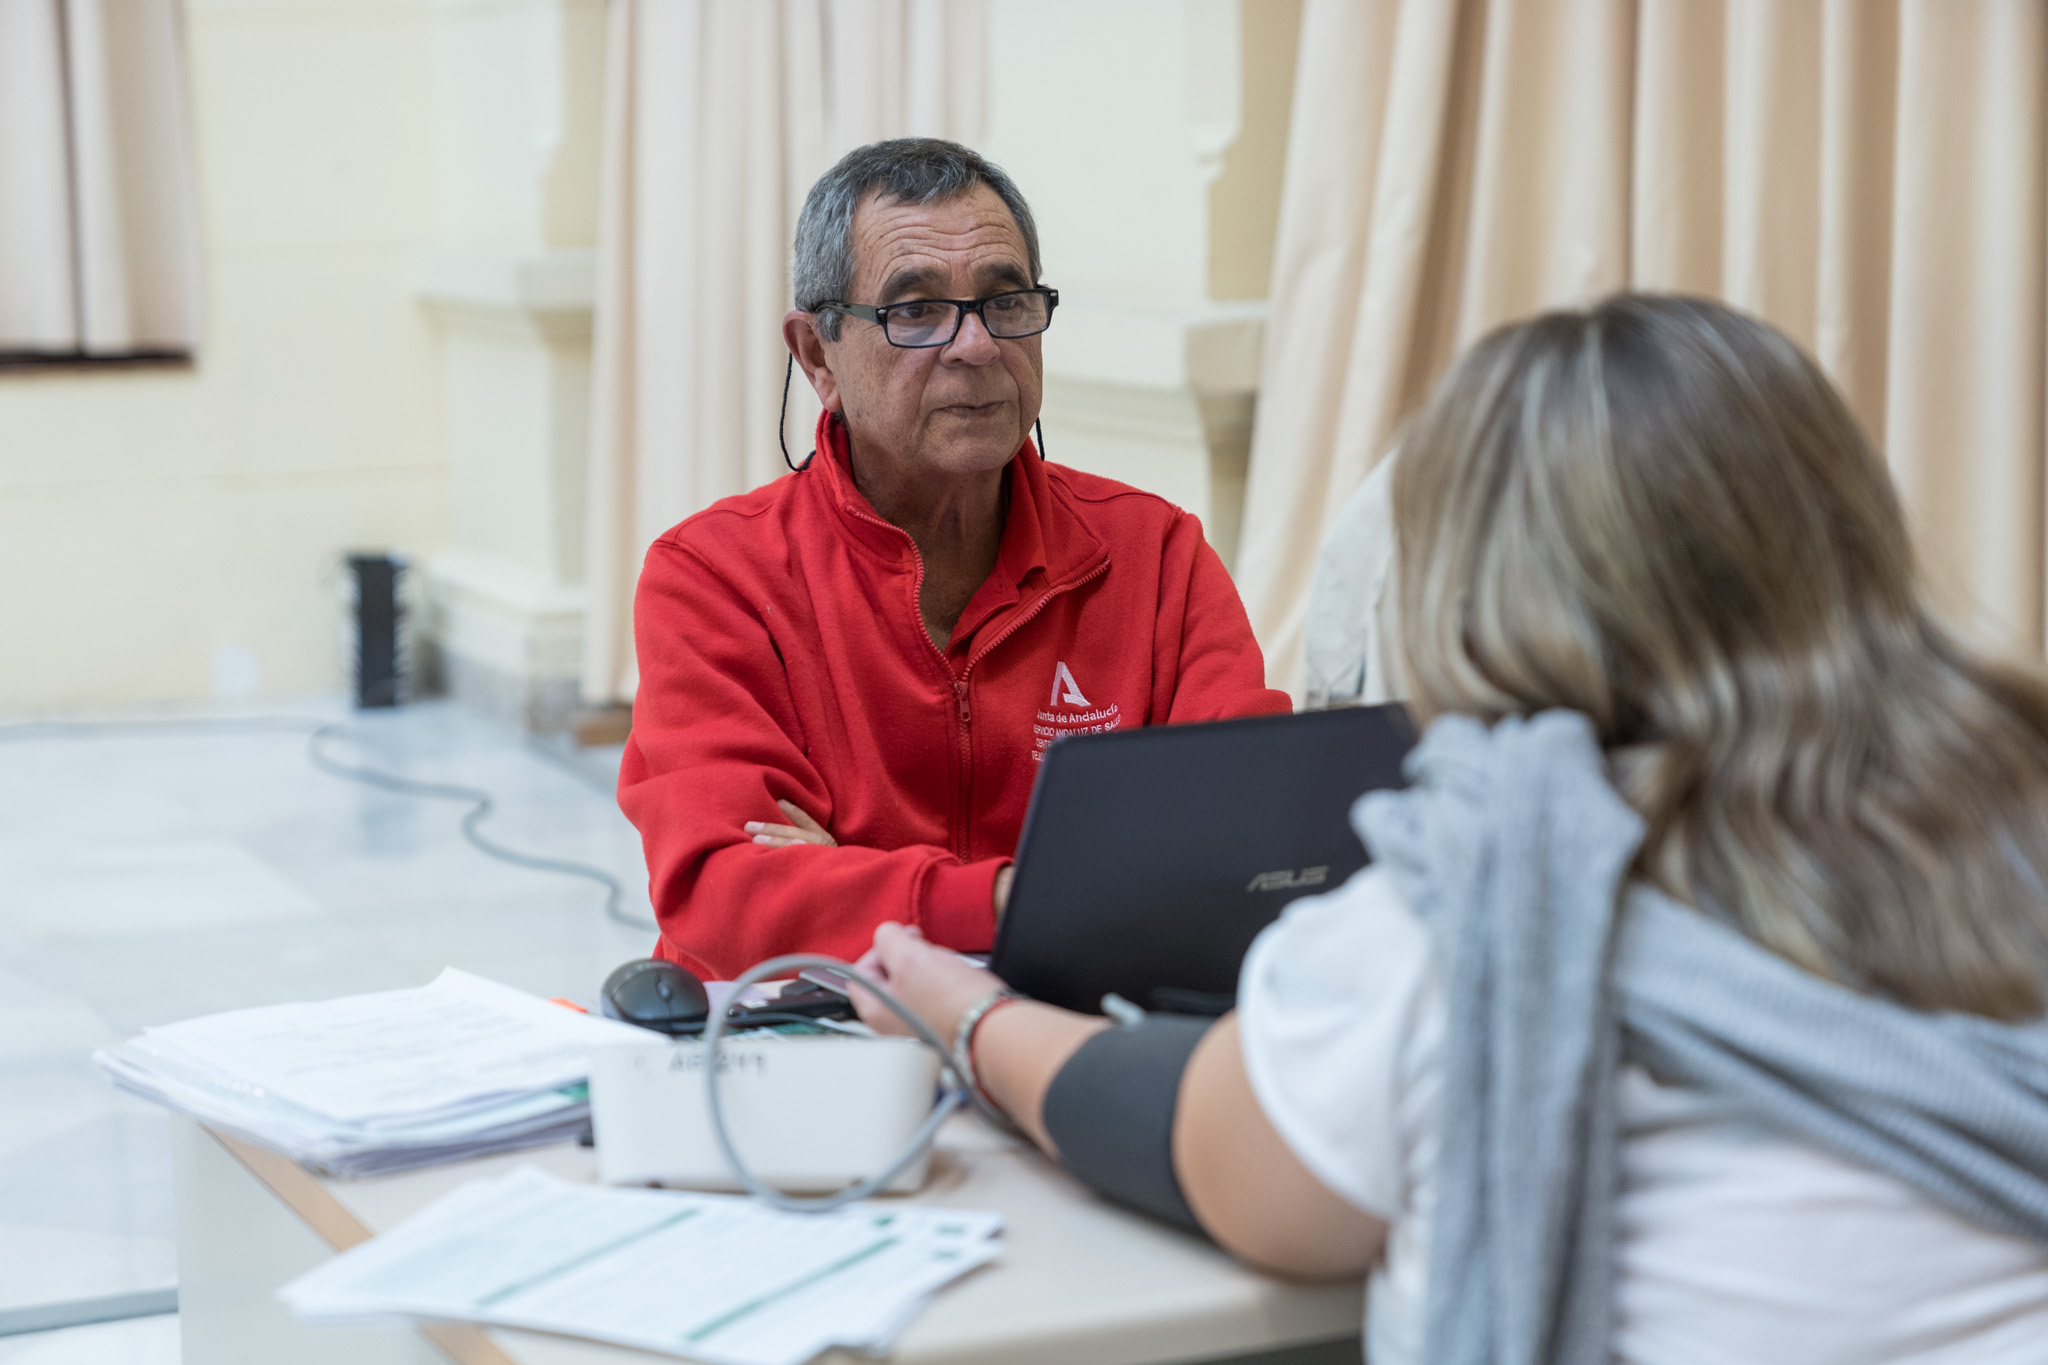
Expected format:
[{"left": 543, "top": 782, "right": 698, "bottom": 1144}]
[
  {"left": 855, "top": 922, "right": 1111, "bottom": 1156},
  {"left": 849, "top": 922, "right": 1004, "bottom": 1042}
]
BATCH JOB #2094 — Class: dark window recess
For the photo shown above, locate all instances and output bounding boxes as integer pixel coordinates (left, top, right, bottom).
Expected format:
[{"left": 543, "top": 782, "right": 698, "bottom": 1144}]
[{"left": 0, "top": 349, "right": 193, "bottom": 373}]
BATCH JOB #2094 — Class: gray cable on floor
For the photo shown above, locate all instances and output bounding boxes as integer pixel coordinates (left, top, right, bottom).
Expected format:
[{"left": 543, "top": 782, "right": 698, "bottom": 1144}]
[
  {"left": 304, "top": 725, "right": 658, "bottom": 934},
  {"left": 0, "top": 715, "right": 659, "bottom": 934}
]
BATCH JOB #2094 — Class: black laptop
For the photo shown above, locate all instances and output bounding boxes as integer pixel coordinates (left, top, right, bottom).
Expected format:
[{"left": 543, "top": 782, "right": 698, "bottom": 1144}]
[{"left": 988, "top": 704, "right": 1417, "bottom": 1015}]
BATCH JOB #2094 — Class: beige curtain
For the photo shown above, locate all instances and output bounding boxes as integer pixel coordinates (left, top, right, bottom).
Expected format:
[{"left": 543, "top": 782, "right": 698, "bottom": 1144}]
[
  {"left": 581, "top": 0, "right": 987, "bottom": 705},
  {"left": 1238, "top": 0, "right": 2048, "bottom": 695},
  {"left": 0, "top": 0, "right": 201, "bottom": 355}
]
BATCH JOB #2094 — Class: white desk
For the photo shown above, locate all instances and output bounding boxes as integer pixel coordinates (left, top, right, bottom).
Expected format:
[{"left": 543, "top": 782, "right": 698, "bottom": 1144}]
[{"left": 171, "top": 1115, "right": 1364, "bottom": 1365}]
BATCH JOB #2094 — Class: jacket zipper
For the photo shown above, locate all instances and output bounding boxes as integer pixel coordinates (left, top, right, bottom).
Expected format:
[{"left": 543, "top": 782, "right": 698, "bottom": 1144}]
[
  {"left": 952, "top": 557, "right": 1111, "bottom": 855},
  {"left": 961, "top": 557, "right": 1111, "bottom": 681},
  {"left": 845, "top": 502, "right": 1110, "bottom": 863},
  {"left": 951, "top": 678, "right": 974, "bottom": 860},
  {"left": 845, "top": 505, "right": 974, "bottom": 859}
]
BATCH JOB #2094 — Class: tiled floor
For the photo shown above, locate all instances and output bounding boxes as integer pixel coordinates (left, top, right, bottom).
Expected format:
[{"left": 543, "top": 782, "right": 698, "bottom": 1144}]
[
  {"left": 0, "top": 1315, "right": 183, "bottom": 1365},
  {"left": 0, "top": 699, "right": 656, "bottom": 1361}
]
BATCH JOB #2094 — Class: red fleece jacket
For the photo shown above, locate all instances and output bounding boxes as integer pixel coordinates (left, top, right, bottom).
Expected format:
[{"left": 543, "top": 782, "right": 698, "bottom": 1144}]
[{"left": 620, "top": 412, "right": 1290, "bottom": 980}]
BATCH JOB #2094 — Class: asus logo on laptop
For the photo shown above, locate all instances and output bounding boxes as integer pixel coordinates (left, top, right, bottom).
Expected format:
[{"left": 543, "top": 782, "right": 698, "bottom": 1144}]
[{"left": 1245, "top": 866, "right": 1330, "bottom": 894}]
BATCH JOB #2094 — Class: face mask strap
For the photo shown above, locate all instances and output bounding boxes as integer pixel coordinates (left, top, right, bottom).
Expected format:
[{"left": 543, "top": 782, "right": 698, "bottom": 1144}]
[{"left": 780, "top": 353, "right": 815, "bottom": 473}]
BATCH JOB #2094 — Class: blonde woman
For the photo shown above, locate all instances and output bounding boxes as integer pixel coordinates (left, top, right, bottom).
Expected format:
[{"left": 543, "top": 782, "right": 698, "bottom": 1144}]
[{"left": 851, "top": 295, "right": 2048, "bottom": 1365}]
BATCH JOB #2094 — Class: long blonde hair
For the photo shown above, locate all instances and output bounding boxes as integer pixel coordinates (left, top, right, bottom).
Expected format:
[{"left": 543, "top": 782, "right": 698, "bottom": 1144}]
[{"left": 1394, "top": 294, "right": 2048, "bottom": 1020}]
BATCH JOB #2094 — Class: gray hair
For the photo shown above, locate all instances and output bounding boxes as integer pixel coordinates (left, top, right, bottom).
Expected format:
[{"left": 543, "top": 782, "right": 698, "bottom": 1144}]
[{"left": 792, "top": 138, "right": 1041, "bottom": 341}]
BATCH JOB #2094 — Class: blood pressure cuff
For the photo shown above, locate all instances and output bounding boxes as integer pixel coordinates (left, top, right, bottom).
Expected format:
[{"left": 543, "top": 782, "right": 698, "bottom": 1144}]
[{"left": 1041, "top": 1014, "right": 1212, "bottom": 1234}]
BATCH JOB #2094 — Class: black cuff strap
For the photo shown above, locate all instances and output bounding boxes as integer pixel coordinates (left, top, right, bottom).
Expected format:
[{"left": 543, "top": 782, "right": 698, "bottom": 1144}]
[{"left": 1041, "top": 1014, "right": 1211, "bottom": 1233}]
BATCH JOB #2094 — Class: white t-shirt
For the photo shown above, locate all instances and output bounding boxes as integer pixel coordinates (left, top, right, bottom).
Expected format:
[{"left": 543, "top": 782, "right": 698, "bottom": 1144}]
[{"left": 1236, "top": 864, "right": 2048, "bottom": 1365}]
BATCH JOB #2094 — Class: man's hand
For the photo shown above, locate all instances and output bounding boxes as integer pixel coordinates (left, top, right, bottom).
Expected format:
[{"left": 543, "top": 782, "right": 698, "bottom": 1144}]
[
  {"left": 744, "top": 799, "right": 839, "bottom": 848},
  {"left": 744, "top": 805, "right": 1010, "bottom": 932}
]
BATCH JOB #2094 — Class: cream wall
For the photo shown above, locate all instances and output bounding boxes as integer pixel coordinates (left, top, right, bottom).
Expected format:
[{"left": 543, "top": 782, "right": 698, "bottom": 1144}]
[
  {"left": 0, "top": 0, "right": 1298, "bottom": 720},
  {"left": 412, "top": 0, "right": 604, "bottom": 733},
  {"left": 983, "top": 0, "right": 1300, "bottom": 569},
  {"left": 0, "top": 0, "right": 449, "bottom": 715}
]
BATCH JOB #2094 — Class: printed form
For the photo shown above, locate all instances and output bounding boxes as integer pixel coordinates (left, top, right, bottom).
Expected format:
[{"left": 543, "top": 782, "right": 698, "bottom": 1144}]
[
  {"left": 140, "top": 968, "right": 647, "bottom": 1121},
  {"left": 280, "top": 1167, "right": 1002, "bottom": 1365}
]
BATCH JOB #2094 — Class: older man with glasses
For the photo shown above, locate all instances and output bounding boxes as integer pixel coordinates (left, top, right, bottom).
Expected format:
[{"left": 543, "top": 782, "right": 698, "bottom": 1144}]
[{"left": 619, "top": 138, "right": 1289, "bottom": 982}]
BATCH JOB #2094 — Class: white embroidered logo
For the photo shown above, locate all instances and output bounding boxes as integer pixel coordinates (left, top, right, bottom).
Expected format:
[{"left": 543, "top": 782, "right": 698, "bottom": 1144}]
[
  {"left": 1033, "top": 661, "right": 1119, "bottom": 761},
  {"left": 1049, "top": 661, "right": 1091, "bottom": 708}
]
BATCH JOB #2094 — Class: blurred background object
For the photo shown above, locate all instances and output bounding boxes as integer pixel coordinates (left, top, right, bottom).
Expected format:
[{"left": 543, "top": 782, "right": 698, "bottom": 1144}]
[
  {"left": 3, "top": 1, "right": 2043, "bottom": 716},
  {"left": 0, "top": 0, "right": 448, "bottom": 720},
  {"left": 0, "top": 0, "right": 202, "bottom": 365},
  {"left": 0, "top": 0, "right": 1302, "bottom": 729},
  {"left": 345, "top": 552, "right": 408, "bottom": 709},
  {"left": 1238, "top": 0, "right": 2048, "bottom": 692}
]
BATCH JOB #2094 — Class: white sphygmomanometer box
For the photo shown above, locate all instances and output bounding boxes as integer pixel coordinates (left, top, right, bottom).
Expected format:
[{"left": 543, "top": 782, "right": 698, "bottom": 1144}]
[{"left": 589, "top": 1035, "right": 942, "bottom": 1193}]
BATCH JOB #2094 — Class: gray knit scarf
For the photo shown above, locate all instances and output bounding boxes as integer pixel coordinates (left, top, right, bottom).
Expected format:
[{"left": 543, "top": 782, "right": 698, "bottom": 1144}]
[{"left": 1352, "top": 711, "right": 2048, "bottom": 1365}]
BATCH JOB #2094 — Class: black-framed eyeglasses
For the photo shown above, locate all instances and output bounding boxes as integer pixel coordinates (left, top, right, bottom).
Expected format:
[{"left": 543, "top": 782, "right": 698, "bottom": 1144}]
[{"left": 816, "top": 287, "right": 1059, "bottom": 348}]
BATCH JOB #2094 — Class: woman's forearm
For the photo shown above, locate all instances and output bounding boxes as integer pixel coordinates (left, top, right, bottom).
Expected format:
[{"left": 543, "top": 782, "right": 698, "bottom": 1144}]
[
  {"left": 969, "top": 1001, "right": 1111, "bottom": 1153},
  {"left": 957, "top": 993, "right": 1386, "bottom": 1278}
]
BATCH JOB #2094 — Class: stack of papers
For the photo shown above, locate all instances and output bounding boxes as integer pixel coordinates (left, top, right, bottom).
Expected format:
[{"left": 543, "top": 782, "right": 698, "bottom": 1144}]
[
  {"left": 95, "top": 969, "right": 653, "bottom": 1176},
  {"left": 280, "top": 1166, "right": 1002, "bottom": 1365}
]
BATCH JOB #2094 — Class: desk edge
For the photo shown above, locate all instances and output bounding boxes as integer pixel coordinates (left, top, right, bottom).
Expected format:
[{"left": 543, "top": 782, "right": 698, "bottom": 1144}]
[{"left": 202, "top": 1125, "right": 521, "bottom": 1365}]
